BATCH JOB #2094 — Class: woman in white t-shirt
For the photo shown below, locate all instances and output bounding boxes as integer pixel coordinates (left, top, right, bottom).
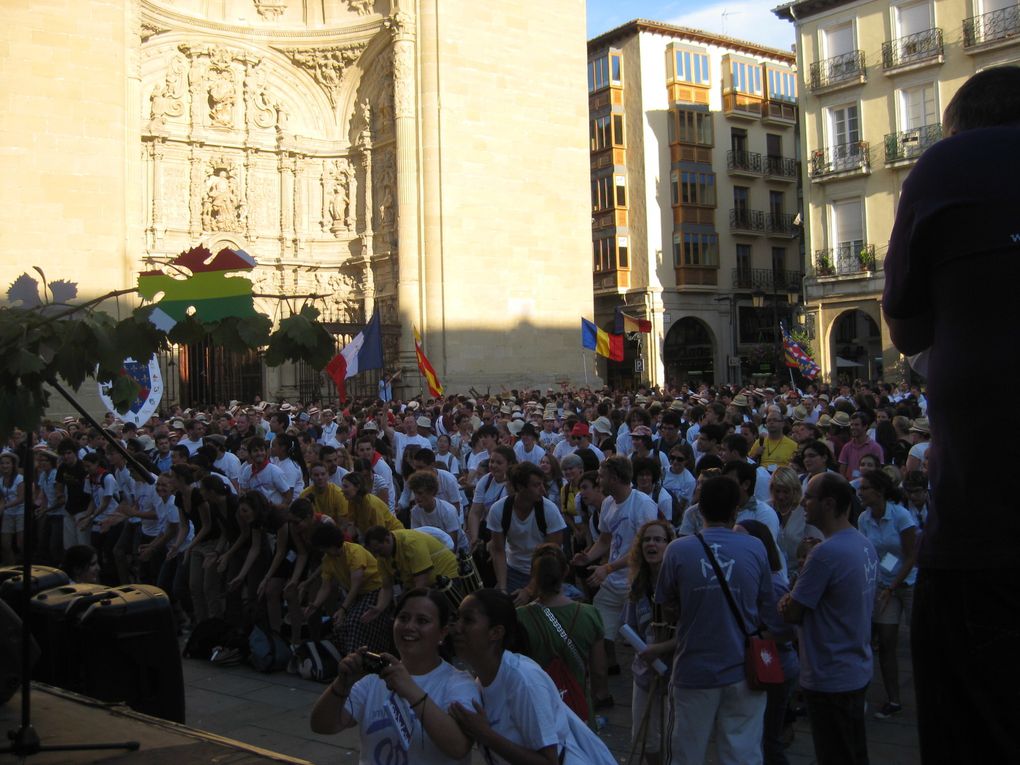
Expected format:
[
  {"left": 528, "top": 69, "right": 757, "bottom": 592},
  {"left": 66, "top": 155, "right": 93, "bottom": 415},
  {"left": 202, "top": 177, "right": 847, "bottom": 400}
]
[
  {"left": 467, "top": 446, "right": 515, "bottom": 547},
  {"left": 310, "top": 588, "right": 478, "bottom": 765},
  {"left": 449, "top": 588, "right": 616, "bottom": 765},
  {"left": 0, "top": 452, "right": 25, "bottom": 565}
]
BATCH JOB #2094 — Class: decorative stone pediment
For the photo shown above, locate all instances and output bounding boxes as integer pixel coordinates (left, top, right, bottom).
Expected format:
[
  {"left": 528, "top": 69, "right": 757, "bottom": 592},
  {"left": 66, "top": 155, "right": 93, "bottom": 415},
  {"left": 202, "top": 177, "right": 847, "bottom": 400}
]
[
  {"left": 253, "top": 0, "right": 288, "bottom": 20},
  {"left": 275, "top": 41, "right": 368, "bottom": 106}
]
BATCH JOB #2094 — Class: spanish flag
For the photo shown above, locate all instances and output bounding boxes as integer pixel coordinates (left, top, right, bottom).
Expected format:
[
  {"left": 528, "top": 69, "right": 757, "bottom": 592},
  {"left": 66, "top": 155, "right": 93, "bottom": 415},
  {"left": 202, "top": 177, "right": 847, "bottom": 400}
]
[
  {"left": 413, "top": 325, "right": 444, "bottom": 398},
  {"left": 581, "top": 318, "right": 625, "bottom": 361}
]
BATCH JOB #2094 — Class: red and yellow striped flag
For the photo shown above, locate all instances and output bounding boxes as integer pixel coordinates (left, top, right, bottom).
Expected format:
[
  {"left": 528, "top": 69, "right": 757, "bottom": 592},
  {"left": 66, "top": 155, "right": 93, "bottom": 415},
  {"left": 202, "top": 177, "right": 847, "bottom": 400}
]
[{"left": 413, "top": 325, "right": 444, "bottom": 398}]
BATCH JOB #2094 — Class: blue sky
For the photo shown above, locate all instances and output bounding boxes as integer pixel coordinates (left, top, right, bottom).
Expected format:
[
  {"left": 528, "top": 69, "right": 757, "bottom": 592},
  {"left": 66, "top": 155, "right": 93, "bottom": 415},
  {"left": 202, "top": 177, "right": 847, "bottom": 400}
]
[{"left": 587, "top": 0, "right": 796, "bottom": 52}]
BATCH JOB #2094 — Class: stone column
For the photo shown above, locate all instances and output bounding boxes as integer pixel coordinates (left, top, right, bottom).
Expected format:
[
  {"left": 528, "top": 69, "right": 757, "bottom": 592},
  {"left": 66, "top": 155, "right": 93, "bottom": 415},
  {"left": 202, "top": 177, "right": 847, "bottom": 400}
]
[
  {"left": 150, "top": 139, "right": 165, "bottom": 246},
  {"left": 359, "top": 143, "right": 375, "bottom": 318},
  {"left": 280, "top": 154, "right": 296, "bottom": 258},
  {"left": 389, "top": 6, "right": 421, "bottom": 377}
]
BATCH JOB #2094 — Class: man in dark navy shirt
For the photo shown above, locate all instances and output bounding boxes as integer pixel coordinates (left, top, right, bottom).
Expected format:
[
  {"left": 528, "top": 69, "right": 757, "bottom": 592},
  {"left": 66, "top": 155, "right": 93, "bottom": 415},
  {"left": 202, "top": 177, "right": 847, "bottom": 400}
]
[{"left": 883, "top": 66, "right": 1020, "bottom": 763}]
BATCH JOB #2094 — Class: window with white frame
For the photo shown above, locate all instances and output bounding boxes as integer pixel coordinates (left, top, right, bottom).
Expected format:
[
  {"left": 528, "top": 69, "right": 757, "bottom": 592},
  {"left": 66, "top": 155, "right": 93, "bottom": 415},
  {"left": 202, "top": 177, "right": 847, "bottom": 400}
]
[
  {"left": 823, "top": 22, "right": 855, "bottom": 58},
  {"left": 827, "top": 103, "right": 863, "bottom": 169},
  {"left": 900, "top": 83, "right": 938, "bottom": 129},
  {"left": 829, "top": 198, "right": 865, "bottom": 272},
  {"left": 896, "top": 0, "right": 934, "bottom": 37}
]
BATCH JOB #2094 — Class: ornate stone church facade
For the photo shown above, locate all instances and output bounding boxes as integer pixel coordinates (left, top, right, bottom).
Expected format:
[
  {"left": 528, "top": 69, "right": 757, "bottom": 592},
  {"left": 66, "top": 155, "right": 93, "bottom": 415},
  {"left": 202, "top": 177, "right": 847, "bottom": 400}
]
[{"left": 1, "top": 0, "right": 594, "bottom": 403}]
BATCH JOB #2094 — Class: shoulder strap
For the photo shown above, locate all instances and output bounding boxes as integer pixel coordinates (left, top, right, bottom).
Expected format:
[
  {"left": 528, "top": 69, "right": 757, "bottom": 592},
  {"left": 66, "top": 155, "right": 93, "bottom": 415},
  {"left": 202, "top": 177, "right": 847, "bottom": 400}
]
[
  {"left": 694, "top": 532, "right": 756, "bottom": 638},
  {"left": 501, "top": 497, "right": 512, "bottom": 536},
  {"left": 535, "top": 499, "right": 547, "bottom": 536},
  {"left": 540, "top": 604, "right": 584, "bottom": 669}
]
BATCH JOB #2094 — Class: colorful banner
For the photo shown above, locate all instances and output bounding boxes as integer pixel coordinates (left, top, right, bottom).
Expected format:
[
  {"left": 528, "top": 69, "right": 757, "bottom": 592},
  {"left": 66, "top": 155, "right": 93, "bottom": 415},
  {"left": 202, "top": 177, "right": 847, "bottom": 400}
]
[
  {"left": 581, "top": 318, "right": 624, "bottom": 361},
  {"left": 413, "top": 325, "right": 444, "bottom": 398}
]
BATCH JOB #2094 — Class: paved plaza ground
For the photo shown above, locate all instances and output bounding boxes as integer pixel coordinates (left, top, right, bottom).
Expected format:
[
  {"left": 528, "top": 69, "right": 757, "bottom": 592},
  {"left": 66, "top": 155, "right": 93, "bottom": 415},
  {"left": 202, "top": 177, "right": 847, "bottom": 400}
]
[{"left": 181, "top": 633, "right": 920, "bottom": 764}]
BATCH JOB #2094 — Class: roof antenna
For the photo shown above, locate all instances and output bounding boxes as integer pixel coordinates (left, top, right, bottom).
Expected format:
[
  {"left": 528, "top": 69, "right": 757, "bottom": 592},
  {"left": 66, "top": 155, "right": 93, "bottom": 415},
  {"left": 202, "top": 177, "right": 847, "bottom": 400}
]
[{"left": 721, "top": 8, "right": 743, "bottom": 36}]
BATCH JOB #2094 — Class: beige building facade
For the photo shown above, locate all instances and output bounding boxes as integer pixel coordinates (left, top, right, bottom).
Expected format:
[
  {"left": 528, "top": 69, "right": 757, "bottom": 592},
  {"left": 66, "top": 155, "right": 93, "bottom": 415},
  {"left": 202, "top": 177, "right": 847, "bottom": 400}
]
[
  {"left": 774, "top": 0, "right": 1020, "bottom": 382},
  {"left": 587, "top": 21, "right": 803, "bottom": 389},
  {"left": 0, "top": 0, "right": 593, "bottom": 405}
]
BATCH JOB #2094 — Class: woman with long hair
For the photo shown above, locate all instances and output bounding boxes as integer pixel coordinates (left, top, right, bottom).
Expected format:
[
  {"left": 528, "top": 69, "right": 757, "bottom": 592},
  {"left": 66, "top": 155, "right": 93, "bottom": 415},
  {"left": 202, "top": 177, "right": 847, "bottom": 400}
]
[
  {"left": 624, "top": 519, "right": 676, "bottom": 765},
  {"left": 271, "top": 432, "right": 308, "bottom": 495},
  {"left": 516, "top": 544, "right": 609, "bottom": 722},
  {"left": 467, "top": 445, "right": 516, "bottom": 547},
  {"left": 340, "top": 471, "right": 403, "bottom": 541},
  {"left": 798, "top": 439, "right": 838, "bottom": 493},
  {"left": 352, "top": 456, "right": 390, "bottom": 509},
  {"left": 857, "top": 469, "right": 917, "bottom": 719},
  {"left": 0, "top": 452, "right": 25, "bottom": 565},
  {"left": 449, "top": 588, "right": 616, "bottom": 765},
  {"left": 538, "top": 453, "right": 564, "bottom": 507},
  {"left": 310, "top": 588, "right": 478, "bottom": 764}
]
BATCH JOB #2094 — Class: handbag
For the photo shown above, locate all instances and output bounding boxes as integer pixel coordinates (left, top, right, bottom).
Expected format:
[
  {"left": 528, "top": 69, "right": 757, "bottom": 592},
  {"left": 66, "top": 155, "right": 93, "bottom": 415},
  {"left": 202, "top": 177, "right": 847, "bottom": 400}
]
[
  {"left": 526, "top": 603, "right": 590, "bottom": 721},
  {"left": 695, "top": 532, "right": 784, "bottom": 690}
]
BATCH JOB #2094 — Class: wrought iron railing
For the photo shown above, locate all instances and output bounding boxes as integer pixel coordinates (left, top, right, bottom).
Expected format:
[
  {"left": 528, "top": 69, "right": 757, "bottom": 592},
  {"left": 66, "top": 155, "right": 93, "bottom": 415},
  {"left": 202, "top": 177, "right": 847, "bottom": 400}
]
[
  {"left": 813, "top": 244, "right": 878, "bottom": 277},
  {"left": 729, "top": 208, "right": 765, "bottom": 232},
  {"left": 727, "top": 149, "right": 762, "bottom": 174},
  {"left": 766, "top": 212, "right": 798, "bottom": 236},
  {"left": 964, "top": 5, "right": 1020, "bottom": 47},
  {"left": 809, "top": 50, "right": 866, "bottom": 90},
  {"left": 732, "top": 267, "right": 804, "bottom": 291},
  {"left": 882, "top": 27, "right": 944, "bottom": 68},
  {"left": 764, "top": 155, "right": 798, "bottom": 179},
  {"left": 884, "top": 123, "right": 942, "bottom": 163},
  {"left": 809, "top": 141, "right": 870, "bottom": 177}
]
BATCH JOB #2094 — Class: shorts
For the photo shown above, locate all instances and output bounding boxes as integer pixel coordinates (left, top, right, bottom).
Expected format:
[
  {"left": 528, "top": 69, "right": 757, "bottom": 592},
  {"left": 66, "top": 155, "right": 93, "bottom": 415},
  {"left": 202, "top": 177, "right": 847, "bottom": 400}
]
[
  {"left": 874, "top": 584, "right": 914, "bottom": 626},
  {"left": 592, "top": 581, "right": 628, "bottom": 640},
  {"left": 1, "top": 511, "right": 24, "bottom": 534}
]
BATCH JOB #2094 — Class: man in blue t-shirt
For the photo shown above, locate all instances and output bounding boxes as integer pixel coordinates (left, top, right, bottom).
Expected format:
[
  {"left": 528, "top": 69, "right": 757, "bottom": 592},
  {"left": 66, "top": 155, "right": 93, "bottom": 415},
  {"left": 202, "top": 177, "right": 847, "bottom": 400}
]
[
  {"left": 656, "top": 475, "right": 776, "bottom": 764},
  {"left": 780, "top": 473, "right": 877, "bottom": 765}
]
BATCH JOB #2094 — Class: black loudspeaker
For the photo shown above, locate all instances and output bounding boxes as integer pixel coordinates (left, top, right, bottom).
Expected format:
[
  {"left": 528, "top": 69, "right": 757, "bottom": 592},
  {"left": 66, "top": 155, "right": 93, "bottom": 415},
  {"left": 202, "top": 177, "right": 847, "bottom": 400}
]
[
  {"left": 0, "top": 566, "right": 70, "bottom": 613},
  {"left": 0, "top": 598, "right": 39, "bottom": 706},
  {"left": 29, "top": 584, "right": 112, "bottom": 687},
  {"left": 74, "top": 585, "right": 185, "bottom": 723}
]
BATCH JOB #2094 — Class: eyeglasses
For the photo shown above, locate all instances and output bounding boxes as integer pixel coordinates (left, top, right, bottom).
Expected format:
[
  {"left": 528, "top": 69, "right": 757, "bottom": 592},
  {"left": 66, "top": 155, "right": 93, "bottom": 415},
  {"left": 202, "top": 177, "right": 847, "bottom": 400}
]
[{"left": 669, "top": 455, "right": 686, "bottom": 462}]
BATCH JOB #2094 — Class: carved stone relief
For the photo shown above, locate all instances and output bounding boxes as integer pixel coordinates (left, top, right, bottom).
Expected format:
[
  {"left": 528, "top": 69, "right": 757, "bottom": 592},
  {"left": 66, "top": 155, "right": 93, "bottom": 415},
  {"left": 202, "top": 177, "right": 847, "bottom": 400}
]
[
  {"left": 325, "top": 158, "right": 355, "bottom": 236},
  {"left": 276, "top": 42, "right": 368, "bottom": 107},
  {"left": 201, "top": 156, "right": 243, "bottom": 233},
  {"left": 253, "top": 0, "right": 288, "bottom": 20},
  {"left": 348, "top": 0, "right": 374, "bottom": 16}
]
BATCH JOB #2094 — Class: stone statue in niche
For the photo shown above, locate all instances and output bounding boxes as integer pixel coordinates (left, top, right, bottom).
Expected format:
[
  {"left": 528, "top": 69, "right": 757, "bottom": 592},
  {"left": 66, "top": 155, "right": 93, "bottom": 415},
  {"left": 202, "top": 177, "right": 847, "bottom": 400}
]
[
  {"left": 349, "top": 0, "right": 373, "bottom": 15},
  {"left": 208, "top": 68, "right": 237, "bottom": 127},
  {"left": 356, "top": 97, "right": 372, "bottom": 143},
  {"left": 378, "top": 182, "right": 394, "bottom": 228},
  {"left": 148, "top": 83, "right": 169, "bottom": 128},
  {"left": 202, "top": 169, "right": 240, "bottom": 232},
  {"left": 328, "top": 159, "right": 355, "bottom": 235}
]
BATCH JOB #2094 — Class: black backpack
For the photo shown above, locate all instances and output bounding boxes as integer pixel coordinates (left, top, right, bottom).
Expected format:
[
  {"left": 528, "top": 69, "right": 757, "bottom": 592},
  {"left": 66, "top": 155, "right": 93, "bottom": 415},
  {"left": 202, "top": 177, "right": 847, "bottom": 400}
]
[{"left": 500, "top": 497, "right": 548, "bottom": 537}]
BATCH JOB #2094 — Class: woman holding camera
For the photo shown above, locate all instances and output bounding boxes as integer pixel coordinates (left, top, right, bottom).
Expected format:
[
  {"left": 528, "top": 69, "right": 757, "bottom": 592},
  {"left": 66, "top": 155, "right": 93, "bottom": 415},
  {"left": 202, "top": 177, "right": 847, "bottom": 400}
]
[{"left": 310, "top": 588, "right": 478, "bottom": 764}]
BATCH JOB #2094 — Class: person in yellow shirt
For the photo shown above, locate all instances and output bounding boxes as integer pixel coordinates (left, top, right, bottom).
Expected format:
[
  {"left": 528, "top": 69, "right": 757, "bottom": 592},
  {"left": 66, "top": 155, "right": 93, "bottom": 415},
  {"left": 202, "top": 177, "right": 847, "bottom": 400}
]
[
  {"left": 363, "top": 526, "right": 460, "bottom": 591},
  {"left": 749, "top": 411, "right": 798, "bottom": 471},
  {"left": 339, "top": 472, "right": 403, "bottom": 541},
  {"left": 308, "top": 523, "right": 392, "bottom": 654},
  {"left": 301, "top": 463, "right": 349, "bottom": 525}
]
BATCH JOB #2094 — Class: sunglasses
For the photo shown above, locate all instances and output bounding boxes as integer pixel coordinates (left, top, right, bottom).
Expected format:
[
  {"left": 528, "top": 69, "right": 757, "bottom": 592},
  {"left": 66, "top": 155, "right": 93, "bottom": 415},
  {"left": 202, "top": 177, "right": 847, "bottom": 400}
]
[{"left": 670, "top": 455, "right": 686, "bottom": 462}]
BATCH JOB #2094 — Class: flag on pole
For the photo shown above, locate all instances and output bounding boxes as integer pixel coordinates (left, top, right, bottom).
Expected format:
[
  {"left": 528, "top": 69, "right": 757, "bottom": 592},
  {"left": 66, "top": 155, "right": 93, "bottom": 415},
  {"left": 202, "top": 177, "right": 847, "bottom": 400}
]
[
  {"left": 614, "top": 306, "right": 652, "bottom": 334},
  {"left": 781, "top": 322, "right": 820, "bottom": 379},
  {"left": 413, "top": 325, "right": 444, "bottom": 398},
  {"left": 581, "top": 318, "right": 625, "bottom": 361},
  {"left": 325, "top": 310, "right": 384, "bottom": 403}
]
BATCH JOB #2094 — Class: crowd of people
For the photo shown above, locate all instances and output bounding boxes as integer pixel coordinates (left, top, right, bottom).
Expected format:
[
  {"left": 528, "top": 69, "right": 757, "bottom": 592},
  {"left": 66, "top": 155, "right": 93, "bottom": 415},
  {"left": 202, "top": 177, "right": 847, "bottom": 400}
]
[{"left": 0, "top": 375, "right": 932, "bottom": 764}]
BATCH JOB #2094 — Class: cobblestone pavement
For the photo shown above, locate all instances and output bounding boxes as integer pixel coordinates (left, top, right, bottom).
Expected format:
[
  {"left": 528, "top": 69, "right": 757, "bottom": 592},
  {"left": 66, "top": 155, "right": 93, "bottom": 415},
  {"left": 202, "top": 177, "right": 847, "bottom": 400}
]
[{"left": 181, "top": 631, "right": 919, "bottom": 764}]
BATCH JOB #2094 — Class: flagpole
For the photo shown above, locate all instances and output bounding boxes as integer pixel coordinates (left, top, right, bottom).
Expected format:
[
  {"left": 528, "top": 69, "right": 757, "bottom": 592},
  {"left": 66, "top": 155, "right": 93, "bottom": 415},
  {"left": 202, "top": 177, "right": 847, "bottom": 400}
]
[{"left": 582, "top": 351, "right": 589, "bottom": 388}]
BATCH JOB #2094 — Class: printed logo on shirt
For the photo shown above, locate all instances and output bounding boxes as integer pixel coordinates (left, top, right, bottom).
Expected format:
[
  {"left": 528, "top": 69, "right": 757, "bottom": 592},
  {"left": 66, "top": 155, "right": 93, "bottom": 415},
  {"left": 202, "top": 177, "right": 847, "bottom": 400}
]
[
  {"left": 863, "top": 544, "right": 879, "bottom": 588},
  {"left": 700, "top": 543, "right": 734, "bottom": 583}
]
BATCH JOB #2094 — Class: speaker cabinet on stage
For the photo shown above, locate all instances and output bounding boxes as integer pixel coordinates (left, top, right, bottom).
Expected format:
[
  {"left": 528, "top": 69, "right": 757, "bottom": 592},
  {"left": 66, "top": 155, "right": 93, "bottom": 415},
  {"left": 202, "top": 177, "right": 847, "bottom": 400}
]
[
  {"left": 0, "top": 566, "right": 70, "bottom": 612},
  {"left": 73, "top": 584, "right": 185, "bottom": 723},
  {"left": 29, "top": 584, "right": 112, "bottom": 687}
]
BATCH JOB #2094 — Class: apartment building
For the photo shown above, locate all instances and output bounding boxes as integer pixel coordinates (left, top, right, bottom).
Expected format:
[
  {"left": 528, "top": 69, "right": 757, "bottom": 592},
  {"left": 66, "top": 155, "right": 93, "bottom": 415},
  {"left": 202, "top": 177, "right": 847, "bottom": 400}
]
[
  {"left": 774, "top": 0, "right": 1020, "bottom": 381},
  {"left": 587, "top": 20, "right": 801, "bottom": 388}
]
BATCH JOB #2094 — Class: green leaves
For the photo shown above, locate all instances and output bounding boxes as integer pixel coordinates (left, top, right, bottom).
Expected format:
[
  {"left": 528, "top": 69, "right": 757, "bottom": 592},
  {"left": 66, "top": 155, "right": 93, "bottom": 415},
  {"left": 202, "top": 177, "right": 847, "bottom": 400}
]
[{"left": 0, "top": 270, "right": 339, "bottom": 440}]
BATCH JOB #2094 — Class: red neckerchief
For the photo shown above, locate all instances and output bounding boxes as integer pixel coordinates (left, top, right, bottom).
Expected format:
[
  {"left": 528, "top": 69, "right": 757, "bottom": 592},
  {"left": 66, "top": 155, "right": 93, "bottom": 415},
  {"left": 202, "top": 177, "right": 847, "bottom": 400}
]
[
  {"left": 371, "top": 451, "right": 382, "bottom": 467},
  {"left": 250, "top": 460, "right": 270, "bottom": 477},
  {"left": 89, "top": 467, "right": 108, "bottom": 487}
]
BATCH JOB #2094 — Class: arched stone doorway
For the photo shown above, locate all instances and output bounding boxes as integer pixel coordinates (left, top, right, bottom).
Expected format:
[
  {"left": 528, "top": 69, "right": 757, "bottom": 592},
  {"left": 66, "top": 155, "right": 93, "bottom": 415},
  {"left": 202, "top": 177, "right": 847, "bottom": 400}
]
[
  {"left": 829, "top": 309, "right": 882, "bottom": 382},
  {"left": 663, "top": 317, "right": 715, "bottom": 386}
]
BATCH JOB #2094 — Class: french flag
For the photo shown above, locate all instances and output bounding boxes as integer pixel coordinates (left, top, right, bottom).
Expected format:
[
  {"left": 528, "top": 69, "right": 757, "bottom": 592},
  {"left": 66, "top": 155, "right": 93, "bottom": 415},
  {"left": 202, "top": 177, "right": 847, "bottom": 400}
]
[{"left": 325, "top": 310, "right": 384, "bottom": 403}]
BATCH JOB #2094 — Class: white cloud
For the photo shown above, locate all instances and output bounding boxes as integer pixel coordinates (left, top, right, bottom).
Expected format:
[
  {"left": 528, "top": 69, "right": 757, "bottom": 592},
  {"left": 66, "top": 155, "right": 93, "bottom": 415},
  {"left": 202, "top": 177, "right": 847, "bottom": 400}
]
[{"left": 667, "top": 1, "right": 796, "bottom": 53}]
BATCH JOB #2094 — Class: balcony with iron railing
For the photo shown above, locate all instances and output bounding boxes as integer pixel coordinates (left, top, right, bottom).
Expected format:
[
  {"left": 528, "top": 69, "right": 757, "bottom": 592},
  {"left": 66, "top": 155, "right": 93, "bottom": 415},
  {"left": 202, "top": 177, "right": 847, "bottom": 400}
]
[
  {"left": 766, "top": 211, "right": 798, "bottom": 237},
  {"left": 809, "top": 141, "right": 870, "bottom": 181},
  {"left": 812, "top": 244, "right": 878, "bottom": 278},
  {"left": 764, "top": 155, "right": 798, "bottom": 181},
  {"left": 885, "top": 123, "right": 942, "bottom": 165},
  {"left": 732, "top": 267, "right": 804, "bottom": 291},
  {"left": 809, "top": 50, "right": 866, "bottom": 92},
  {"left": 964, "top": 5, "right": 1020, "bottom": 49},
  {"left": 727, "top": 149, "right": 762, "bottom": 176},
  {"left": 882, "top": 28, "right": 944, "bottom": 71},
  {"left": 729, "top": 208, "right": 765, "bottom": 234}
]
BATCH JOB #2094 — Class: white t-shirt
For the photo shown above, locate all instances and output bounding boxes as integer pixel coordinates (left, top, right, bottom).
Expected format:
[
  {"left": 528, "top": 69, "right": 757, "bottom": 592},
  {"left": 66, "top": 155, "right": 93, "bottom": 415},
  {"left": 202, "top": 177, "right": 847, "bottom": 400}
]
[
  {"left": 36, "top": 469, "right": 59, "bottom": 516},
  {"left": 152, "top": 494, "right": 178, "bottom": 537},
  {"left": 399, "top": 470, "right": 462, "bottom": 515},
  {"left": 347, "top": 660, "right": 479, "bottom": 765},
  {"left": 1, "top": 474, "right": 24, "bottom": 517},
  {"left": 434, "top": 452, "right": 460, "bottom": 475},
  {"left": 272, "top": 457, "right": 305, "bottom": 495},
  {"left": 176, "top": 437, "right": 203, "bottom": 456},
  {"left": 135, "top": 479, "right": 160, "bottom": 535},
  {"left": 513, "top": 441, "right": 546, "bottom": 466},
  {"left": 638, "top": 487, "right": 672, "bottom": 521},
  {"left": 214, "top": 451, "right": 243, "bottom": 485},
  {"left": 238, "top": 462, "right": 292, "bottom": 505},
  {"left": 85, "top": 473, "right": 120, "bottom": 531},
  {"left": 908, "top": 441, "right": 930, "bottom": 463},
  {"left": 661, "top": 468, "right": 696, "bottom": 507},
  {"left": 327, "top": 466, "right": 349, "bottom": 489},
  {"left": 552, "top": 439, "right": 576, "bottom": 461},
  {"left": 479, "top": 651, "right": 611, "bottom": 765},
  {"left": 598, "top": 489, "right": 659, "bottom": 590},
  {"left": 486, "top": 497, "right": 567, "bottom": 573},
  {"left": 393, "top": 432, "right": 432, "bottom": 468},
  {"left": 411, "top": 498, "right": 466, "bottom": 551},
  {"left": 472, "top": 474, "right": 508, "bottom": 512},
  {"left": 372, "top": 459, "right": 397, "bottom": 512}
]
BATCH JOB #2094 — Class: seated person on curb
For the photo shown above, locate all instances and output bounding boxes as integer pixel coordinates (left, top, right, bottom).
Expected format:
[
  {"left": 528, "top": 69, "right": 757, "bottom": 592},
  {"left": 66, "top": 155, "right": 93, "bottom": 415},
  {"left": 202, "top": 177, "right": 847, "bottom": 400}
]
[{"left": 363, "top": 526, "right": 461, "bottom": 591}]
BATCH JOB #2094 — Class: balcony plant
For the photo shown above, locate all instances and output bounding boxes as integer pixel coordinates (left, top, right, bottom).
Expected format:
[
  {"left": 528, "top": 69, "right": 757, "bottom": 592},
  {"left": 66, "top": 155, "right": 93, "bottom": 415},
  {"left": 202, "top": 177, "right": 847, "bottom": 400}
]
[
  {"left": 816, "top": 252, "right": 834, "bottom": 276},
  {"left": 858, "top": 247, "right": 876, "bottom": 271}
]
